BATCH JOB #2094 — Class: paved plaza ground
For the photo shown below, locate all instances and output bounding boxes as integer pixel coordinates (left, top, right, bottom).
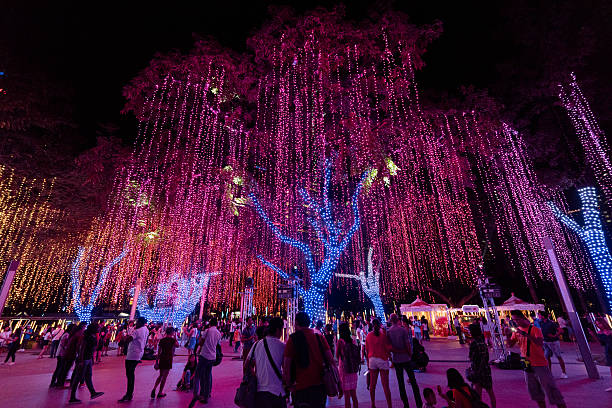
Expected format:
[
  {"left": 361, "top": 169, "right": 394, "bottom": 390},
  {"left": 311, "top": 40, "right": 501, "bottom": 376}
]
[{"left": 0, "top": 338, "right": 610, "bottom": 407}]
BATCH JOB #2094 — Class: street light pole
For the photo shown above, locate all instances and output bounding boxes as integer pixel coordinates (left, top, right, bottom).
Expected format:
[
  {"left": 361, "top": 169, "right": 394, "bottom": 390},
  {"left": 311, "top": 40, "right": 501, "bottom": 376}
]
[{"left": 543, "top": 236, "right": 600, "bottom": 379}]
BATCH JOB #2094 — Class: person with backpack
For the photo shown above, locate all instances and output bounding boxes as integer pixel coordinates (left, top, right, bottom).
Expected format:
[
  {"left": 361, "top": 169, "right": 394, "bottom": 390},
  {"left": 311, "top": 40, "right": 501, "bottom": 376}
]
[
  {"left": 68, "top": 323, "right": 105, "bottom": 404},
  {"left": 283, "top": 312, "right": 335, "bottom": 408},
  {"left": 365, "top": 318, "right": 393, "bottom": 408},
  {"left": 336, "top": 322, "right": 360, "bottom": 408},
  {"left": 387, "top": 313, "right": 422, "bottom": 408},
  {"left": 246, "top": 317, "right": 286, "bottom": 408},
  {"left": 189, "top": 317, "right": 222, "bottom": 407},
  {"left": 467, "top": 324, "right": 496, "bottom": 408},
  {"left": 509, "top": 310, "right": 566, "bottom": 408}
]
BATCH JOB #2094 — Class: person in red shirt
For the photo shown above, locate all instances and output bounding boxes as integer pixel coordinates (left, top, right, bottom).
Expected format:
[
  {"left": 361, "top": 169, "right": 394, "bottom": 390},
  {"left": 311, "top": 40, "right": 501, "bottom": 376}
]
[
  {"left": 283, "top": 312, "right": 337, "bottom": 408},
  {"left": 365, "top": 318, "right": 392, "bottom": 408},
  {"left": 508, "top": 310, "right": 566, "bottom": 408}
]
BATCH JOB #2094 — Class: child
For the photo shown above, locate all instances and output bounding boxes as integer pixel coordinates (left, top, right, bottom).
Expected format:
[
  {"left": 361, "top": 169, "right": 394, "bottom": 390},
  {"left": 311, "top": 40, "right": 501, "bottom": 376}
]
[
  {"left": 233, "top": 328, "right": 241, "bottom": 353},
  {"left": 177, "top": 354, "right": 198, "bottom": 391},
  {"left": 423, "top": 387, "right": 437, "bottom": 408}
]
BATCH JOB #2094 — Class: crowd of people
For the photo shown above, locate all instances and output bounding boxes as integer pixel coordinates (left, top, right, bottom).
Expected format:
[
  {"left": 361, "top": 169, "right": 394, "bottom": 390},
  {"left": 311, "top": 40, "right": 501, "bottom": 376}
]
[{"left": 0, "top": 308, "right": 610, "bottom": 407}]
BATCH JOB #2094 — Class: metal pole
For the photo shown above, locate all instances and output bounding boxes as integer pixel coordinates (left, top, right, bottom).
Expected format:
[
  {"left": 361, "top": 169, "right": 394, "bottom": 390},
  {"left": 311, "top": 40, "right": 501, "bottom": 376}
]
[
  {"left": 129, "top": 277, "right": 142, "bottom": 320},
  {"left": 0, "top": 260, "right": 19, "bottom": 316},
  {"left": 543, "top": 236, "right": 600, "bottom": 379}
]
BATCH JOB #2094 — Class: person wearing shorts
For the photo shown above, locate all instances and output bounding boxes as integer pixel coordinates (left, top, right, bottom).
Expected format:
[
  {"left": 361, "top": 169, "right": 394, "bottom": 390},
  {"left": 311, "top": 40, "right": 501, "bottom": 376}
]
[
  {"left": 539, "top": 312, "right": 568, "bottom": 378},
  {"left": 365, "top": 319, "right": 392, "bottom": 408},
  {"left": 510, "top": 310, "right": 566, "bottom": 408}
]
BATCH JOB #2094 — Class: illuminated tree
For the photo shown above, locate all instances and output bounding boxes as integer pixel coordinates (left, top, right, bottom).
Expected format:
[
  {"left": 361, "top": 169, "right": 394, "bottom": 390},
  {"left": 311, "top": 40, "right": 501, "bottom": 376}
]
[
  {"left": 70, "top": 246, "right": 128, "bottom": 322},
  {"left": 250, "top": 159, "right": 366, "bottom": 323},
  {"left": 549, "top": 187, "right": 612, "bottom": 311},
  {"left": 134, "top": 272, "right": 218, "bottom": 328},
  {"left": 337, "top": 246, "right": 386, "bottom": 324}
]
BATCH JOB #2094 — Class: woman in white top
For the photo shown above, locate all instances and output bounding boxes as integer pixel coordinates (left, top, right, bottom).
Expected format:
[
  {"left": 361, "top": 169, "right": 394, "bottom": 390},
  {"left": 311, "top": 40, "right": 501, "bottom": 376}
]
[
  {"left": 38, "top": 327, "right": 54, "bottom": 359},
  {"left": 413, "top": 317, "right": 422, "bottom": 343}
]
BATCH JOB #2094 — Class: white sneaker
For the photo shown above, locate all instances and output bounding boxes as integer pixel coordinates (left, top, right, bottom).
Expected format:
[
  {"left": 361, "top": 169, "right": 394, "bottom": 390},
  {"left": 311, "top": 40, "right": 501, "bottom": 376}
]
[
  {"left": 605, "top": 387, "right": 612, "bottom": 392},
  {"left": 559, "top": 373, "right": 568, "bottom": 379},
  {"left": 7, "top": 362, "right": 15, "bottom": 366}
]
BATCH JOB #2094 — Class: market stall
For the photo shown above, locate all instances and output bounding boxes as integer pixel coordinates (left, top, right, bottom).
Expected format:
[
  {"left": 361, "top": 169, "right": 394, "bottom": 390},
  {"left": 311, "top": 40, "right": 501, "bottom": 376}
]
[{"left": 400, "top": 298, "right": 449, "bottom": 336}]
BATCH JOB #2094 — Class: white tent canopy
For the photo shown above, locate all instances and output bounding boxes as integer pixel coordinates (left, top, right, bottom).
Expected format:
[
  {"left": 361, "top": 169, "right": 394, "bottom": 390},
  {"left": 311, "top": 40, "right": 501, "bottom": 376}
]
[{"left": 496, "top": 293, "right": 544, "bottom": 311}]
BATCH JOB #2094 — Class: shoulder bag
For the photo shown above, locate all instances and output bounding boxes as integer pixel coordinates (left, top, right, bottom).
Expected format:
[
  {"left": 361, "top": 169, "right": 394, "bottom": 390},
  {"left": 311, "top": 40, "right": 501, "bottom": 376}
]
[
  {"left": 263, "top": 338, "right": 283, "bottom": 381},
  {"left": 234, "top": 340, "right": 259, "bottom": 408},
  {"left": 316, "top": 334, "right": 340, "bottom": 397}
]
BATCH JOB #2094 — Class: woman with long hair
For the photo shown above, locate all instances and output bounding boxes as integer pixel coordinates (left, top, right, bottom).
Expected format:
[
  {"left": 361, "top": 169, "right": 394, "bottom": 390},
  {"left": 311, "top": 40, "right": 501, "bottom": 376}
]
[
  {"left": 38, "top": 327, "right": 53, "bottom": 358},
  {"left": 336, "top": 322, "right": 359, "bottom": 408},
  {"left": 2, "top": 327, "right": 22, "bottom": 365},
  {"left": 365, "top": 318, "right": 392, "bottom": 408},
  {"left": 468, "top": 324, "right": 496, "bottom": 407},
  {"left": 438, "top": 368, "right": 477, "bottom": 408},
  {"left": 50, "top": 323, "right": 75, "bottom": 387}
]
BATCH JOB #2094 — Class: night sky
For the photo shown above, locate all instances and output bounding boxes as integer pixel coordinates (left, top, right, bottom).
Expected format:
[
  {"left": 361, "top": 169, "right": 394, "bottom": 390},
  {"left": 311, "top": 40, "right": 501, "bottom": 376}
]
[
  {"left": 1, "top": 1, "right": 510, "bottom": 146},
  {"left": 2, "top": 1, "right": 612, "bottom": 312}
]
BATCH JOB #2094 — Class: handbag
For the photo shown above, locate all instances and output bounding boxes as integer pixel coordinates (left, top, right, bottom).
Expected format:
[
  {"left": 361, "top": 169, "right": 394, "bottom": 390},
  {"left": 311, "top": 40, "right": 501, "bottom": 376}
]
[
  {"left": 316, "top": 334, "right": 340, "bottom": 397},
  {"left": 234, "top": 341, "right": 259, "bottom": 408}
]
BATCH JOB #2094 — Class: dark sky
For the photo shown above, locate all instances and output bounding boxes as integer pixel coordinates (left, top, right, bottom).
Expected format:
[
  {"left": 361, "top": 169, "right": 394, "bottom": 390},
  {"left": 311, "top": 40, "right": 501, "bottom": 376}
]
[{"left": 1, "top": 1, "right": 504, "bottom": 146}]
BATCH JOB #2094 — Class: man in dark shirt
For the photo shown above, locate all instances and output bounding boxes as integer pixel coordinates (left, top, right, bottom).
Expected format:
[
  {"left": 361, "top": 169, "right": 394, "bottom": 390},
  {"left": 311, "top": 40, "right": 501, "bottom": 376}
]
[
  {"left": 538, "top": 311, "right": 567, "bottom": 378},
  {"left": 241, "top": 317, "right": 256, "bottom": 360},
  {"left": 387, "top": 313, "right": 422, "bottom": 408},
  {"left": 69, "top": 323, "right": 104, "bottom": 404}
]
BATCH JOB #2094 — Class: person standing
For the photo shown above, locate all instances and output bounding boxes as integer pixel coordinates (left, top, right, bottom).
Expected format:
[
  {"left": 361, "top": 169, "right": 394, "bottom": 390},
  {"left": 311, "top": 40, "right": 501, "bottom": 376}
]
[
  {"left": 0, "top": 325, "right": 11, "bottom": 360},
  {"left": 50, "top": 323, "right": 74, "bottom": 388},
  {"left": 229, "top": 319, "right": 236, "bottom": 347},
  {"left": 366, "top": 318, "right": 393, "bottom": 408},
  {"left": 413, "top": 316, "right": 422, "bottom": 344},
  {"left": 283, "top": 312, "right": 335, "bottom": 408},
  {"left": 453, "top": 316, "right": 464, "bottom": 344},
  {"left": 247, "top": 317, "right": 286, "bottom": 408},
  {"left": 467, "top": 324, "right": 496, "bottom": 408},
  {"left": 119, "top": 317, "right": 149, "bottom": 402},
  {"left": 509, "top": 310, "right": 566, "bottom": 408},
  {"left": 186, "top": 323, "right": 199, "bottom": 356},
  {"left": 59, "top": 323, "right": 86, "bottom": 386},
  {"left": 189, "top": 317, "right": 222, "bottom": 407},
  {"left": 593, "top": 318, "right": 612, "bottom": 392},
  {"left": 69, "top": 323, "right": 104, "bottom": 404},
  {"left": 49, "top": 325, "right": 64, "bottom": 359},
  {"left": 336, "top": 322, "right": 360, "bottom": 408},
  {"left": 538, "top": 311, "right": 568, "bottom": 379},
  {"left": 241, "top": 316, "right": 256, "bottom": 360},
  {"left": 151, "top": 327, "right": 179, "bottom": 398},
  {"left": 38, "top": 327, "right": 53, "bottom": 358},
  {"left": 421, "top": 316, "right": 430, "bottom": 341},
  {"left": 2, "top": 327, "right": 21, "bottom": 365},
  {"left": 233, "top": 325, "right": 242, "bottom": 353},
  {"left": 387, "top": 313, "right": 422, "bottom": 408},
  {"left": 557, "top": 315, "right": 569, "bottom": 342}
]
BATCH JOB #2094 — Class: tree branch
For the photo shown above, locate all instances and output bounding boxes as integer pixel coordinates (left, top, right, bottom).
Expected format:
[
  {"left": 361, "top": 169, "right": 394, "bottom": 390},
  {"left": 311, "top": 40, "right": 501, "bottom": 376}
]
[
  {"left": 249, "top": 192, "right": 316, "bottom": 275},
  {"left": 70, "top": 246, "right": 86, "bottom": 309},
  {"left": 90, "top": 246, "right": 128, "bottom": 305},
  {"left": 339, "top": 171, "right": 367, "bottom": 251},
  {"left": 547, "top": 202, "right": 583, "bottom": 235},
  {"left": 321, "top": 161, "right": 340, "bottom": 241}
]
